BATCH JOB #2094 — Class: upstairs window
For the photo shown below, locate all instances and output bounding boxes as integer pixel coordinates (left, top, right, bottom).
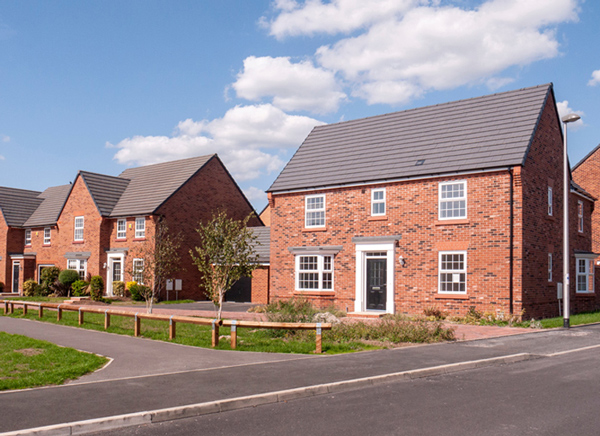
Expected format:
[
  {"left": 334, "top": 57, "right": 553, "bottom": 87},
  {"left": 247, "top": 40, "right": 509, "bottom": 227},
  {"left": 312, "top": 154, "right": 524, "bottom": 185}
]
[
  {"left": 578, "top": 201, "right": 584, "bottom": 233},
  {"left": 117, "top": 219, "right": 126, "bottom": 239},
  {"left": 548, "top": 253, "right": 552, "bottom": 282},
  {"left": 295, "top": 255, "right": 333, "bottom": 291},
  {"left": 25, "top": 229, "right": 32, "bottom": 245},
  {"left": 548, "top": 187, "right": 553, "bottom": 216},
  {"left": 74, "top": 216, "right": 84, "bottom": 241},
  {"left": 576, "top": 257, "right": 594, "bottom": 293},
  {"left": 135, "top": 217, "right": 146, "bottom": 239},
  {"left": 305, "top": 195, "right": 325, "bottom": 228},
  {"left": 371, "top": 188, "right": 386, "bottom": 216},
  {"left": 439, "top": 181, "right": 466, "bottom": 219},
  {"left": 44, "top": 228, "right": 51, "bottom": 245}
]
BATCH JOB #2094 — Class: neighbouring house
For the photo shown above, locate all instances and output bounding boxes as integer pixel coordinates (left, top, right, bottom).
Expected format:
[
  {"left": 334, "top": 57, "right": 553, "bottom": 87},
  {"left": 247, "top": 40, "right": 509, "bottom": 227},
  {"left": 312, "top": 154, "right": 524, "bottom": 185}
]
[
  {"left": 0, "top": 154, "right": 264, "bottom": 301},
  {"left": 267, "top": 83, "right": 598, "bottom": 319}
]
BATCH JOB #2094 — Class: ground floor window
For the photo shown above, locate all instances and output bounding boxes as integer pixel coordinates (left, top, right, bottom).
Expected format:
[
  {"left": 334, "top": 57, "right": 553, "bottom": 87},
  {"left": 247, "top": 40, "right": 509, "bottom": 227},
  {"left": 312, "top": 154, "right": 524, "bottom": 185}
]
[
  {"left": 67, "top": 259, "right": 87, "bottom": 280},
  {"left": 576, "top": 257, "right": 594, "bottom": 293},
  {"left": 439, "top": 251, "right": 466, "bottom": 293},
  {"left": 295, "top": 254, "right": 333, "bottom": 291},
  {"left": 132, "top": 258, "right": 145, "bottom": 284}
]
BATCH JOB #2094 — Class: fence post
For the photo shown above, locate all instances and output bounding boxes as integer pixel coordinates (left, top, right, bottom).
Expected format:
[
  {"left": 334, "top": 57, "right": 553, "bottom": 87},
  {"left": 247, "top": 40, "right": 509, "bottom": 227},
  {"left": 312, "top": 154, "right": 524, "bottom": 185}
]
[
  {"left": 57, "top": 304, "right": 62, "bottom": 321},
  {"left": 9, "top": 302, "right": 14, "bottom": 315},
  {"left": 104, "top": 309, "right": 110, "bottom": 329},
  {"left": 23, "top": 303, "right": 28, "bottom": 316},
  {"left": 134, "top": 313, "right": 140, "bottom": 337},
  {"left": 78, "top": 308, "right": 84, "bottom": 325},
  {"left": 316, "top": 323, "right": 322, "bottom": 354},
  {"left": 212, "top": 319, "right": 219, "bottom": 347},
  {"left": 38, "top": 304, "right": 43, "bottom": 319},
  {"left": 3, "top": 301, "right": 7, "bottom": 315},
  {"left": 230, "top": 320, "right": 237, "bottom": 349},
  {"left": 169, "top": 316, "right": 176, "bottom": 340}
]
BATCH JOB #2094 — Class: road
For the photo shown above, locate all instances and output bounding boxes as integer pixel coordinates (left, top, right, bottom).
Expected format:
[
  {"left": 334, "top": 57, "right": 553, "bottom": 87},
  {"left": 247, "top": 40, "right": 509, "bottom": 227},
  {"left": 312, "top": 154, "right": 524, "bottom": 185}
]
[{"left": 90, "top": 346, "right": 600, "bottom": 436}]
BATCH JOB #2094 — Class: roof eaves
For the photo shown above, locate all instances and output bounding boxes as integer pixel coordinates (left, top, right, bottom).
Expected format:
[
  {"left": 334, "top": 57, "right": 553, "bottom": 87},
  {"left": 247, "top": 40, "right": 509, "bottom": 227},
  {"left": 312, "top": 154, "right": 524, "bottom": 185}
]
[{"left": 572, "top": 143, "right": 600, "bottom": 172}]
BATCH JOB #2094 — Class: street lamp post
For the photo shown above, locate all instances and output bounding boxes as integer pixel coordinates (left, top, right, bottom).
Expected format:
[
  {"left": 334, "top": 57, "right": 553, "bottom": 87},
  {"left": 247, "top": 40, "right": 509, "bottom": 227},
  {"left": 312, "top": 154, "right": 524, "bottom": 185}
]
[{"left": 562, "top": 113, "right": 580, "bottom": 329}]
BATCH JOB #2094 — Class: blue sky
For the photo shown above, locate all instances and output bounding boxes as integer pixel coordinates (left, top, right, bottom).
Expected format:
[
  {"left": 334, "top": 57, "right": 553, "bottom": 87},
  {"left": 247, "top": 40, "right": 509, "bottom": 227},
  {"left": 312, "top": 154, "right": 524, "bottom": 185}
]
[{"left": 1, "top": 0, "right": 598, "bottom": 211}]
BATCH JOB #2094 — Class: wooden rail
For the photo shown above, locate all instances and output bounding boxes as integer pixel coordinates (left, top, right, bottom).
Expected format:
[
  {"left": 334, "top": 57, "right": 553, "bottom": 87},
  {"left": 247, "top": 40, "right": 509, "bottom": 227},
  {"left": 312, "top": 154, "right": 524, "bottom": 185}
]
[{"left": 1, "top": 300, "right": 331, "bottom": 353}]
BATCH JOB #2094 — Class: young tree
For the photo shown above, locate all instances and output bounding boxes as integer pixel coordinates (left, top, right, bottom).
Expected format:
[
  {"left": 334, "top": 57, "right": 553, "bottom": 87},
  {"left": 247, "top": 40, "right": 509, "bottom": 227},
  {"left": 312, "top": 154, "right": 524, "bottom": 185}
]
[
  {"left": 190, "top": 211, "right": 259, "bottom": 320},
  {"left": 129, "top": 218, "right": 183, "bottom": 313}
]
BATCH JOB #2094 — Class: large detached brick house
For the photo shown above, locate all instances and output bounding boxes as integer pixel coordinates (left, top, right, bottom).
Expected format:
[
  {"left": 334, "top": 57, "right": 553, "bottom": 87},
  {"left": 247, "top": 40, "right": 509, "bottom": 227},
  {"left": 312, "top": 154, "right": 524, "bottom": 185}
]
[
  {"left": 0, "top": 154, "right": 265, "bottom": 301},
  {"left": 267, "top": 84, "right": 598, "bottom": 319}
]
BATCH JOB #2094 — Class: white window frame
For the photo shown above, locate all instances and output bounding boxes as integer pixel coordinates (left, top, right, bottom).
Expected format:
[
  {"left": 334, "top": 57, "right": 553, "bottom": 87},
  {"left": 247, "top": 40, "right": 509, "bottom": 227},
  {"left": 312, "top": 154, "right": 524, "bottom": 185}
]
[
  {"left": 295, "top": 254, "right": 333, "bottom": 291},
  {"left": 438, "top": 251, "right": 467, "bottom": 294},
  {"left": 371, "top": 188, "right": 386, "bottom": 216},
  {"left": 548, "top": 253, "right": 552, "bottom": 282},
  {"left": 43, "top": 227, "right": 51, "bottom": 245},
  {"left": 578, "top": 200, "right": 584, "bottom": 233},
  {"left": 135, "top": 217, "right": 146, "bottom": 239},
  {"left": 74, "top": 216, "right": 84, "bottom": 241},
  {"left": 305, "top": 194, "right": 326, "bottom": 228},
  {"left": 548, "top": 187, "right": 553, "bottom": 216},
  {"left": 576, "top": 256, "right": 595, "bottom": 294},
  {"left": 117, "top": 219, "right": 127, "bottom": 239},
  {"left": 24, "top": 229, "right": 31, "bottom": 245},
  {"left": 439, "top": 181, "right": 467, "bottom": 220},
  {"left": 132, "top": 258, "right": 145, "bottom": 284},
  {"left": 67, "top": 259, "right": 87, "bottom": 280}
]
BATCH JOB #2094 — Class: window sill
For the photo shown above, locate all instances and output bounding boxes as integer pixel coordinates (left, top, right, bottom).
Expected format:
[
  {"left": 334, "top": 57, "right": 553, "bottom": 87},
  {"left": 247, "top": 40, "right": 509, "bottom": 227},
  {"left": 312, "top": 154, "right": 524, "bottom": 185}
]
[
  {"left": 24, "top": 244, "right": 32, "bottom": 248},
  {"left": 302, "top": 227, "right": 327, "bottom": 232},
  {"left": 72, "top": 241, "right": 84, "bottom": 244},
  {"left": 435, "top": 293, "right": 469, "bottom": 300},
  {"left": 576, "top": 292, "right": 595, "bottom": 297},
  {"left": 43, "top": 244, "right": 51, "bottom": 247},
  {"left": 546, "top": 215, "right": 555, "bottom": 221},
  {"left": 368, "top": 216, "right": 388, "bottom": 221},
  {"left": 133, "top": 238, "right": 146, "bottom": 241},
  {"left": 115, "top": 239, "right": 127, "bottom": 242},
  {"left": 293, "top": 291, "right": 335, "bottom": 296},
  {"left": 435, "top": 219, "right": 469, "bottom": 226}
]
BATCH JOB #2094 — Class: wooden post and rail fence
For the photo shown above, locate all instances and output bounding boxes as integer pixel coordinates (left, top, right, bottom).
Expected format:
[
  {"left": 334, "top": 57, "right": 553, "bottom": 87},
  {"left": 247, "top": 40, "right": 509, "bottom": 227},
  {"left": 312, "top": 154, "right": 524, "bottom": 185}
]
[{"left": 1, "top": 300, "right": 332, "bottom": 353}]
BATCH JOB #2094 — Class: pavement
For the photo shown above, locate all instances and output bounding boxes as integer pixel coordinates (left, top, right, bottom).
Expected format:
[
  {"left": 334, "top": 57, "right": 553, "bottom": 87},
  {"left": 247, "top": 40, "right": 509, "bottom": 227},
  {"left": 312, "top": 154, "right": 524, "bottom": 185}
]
[{"left": 1, "top": 313, "right": 597, "bottom": 435}]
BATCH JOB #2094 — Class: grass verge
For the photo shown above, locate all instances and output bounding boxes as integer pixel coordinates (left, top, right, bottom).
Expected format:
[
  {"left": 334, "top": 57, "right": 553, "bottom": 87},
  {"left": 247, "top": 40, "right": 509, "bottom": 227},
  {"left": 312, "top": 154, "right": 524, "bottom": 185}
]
[
  {"left": 0, "top": 332, "right": 107, "bottom": 391},
  {"left": 2, "top": 309, "right": 454, "bottom": 354}
]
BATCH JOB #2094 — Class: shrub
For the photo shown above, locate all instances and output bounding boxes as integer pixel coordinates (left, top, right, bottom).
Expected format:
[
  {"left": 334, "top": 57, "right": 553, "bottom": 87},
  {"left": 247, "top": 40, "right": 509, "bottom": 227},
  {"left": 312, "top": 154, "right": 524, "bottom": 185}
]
[
  {"left": 423, "top": 306, "right": 446, "bottom": 320},
  {"left": 89, "top": 276, "right": 105, "bottom": 301},
  {"left": 23, "top": 279, "right": 41, "bottom": 297},
  {"left": 264, "top": 298, "right": 317, "bottom": 324},
  {"left": 71, "top": 280, "right": 89, "bottom": 297},
  {"left": 40, "top": 267, "right": 60, "bottom": 296},
  {"left": 128, "top": 283, "right": 146, "bottom": 301},
  {"left": 58, "top": 270, "right": 80, "bottom": 289},
  {"left": 112, "top": 281, "right": 125, "bottom": 297}
]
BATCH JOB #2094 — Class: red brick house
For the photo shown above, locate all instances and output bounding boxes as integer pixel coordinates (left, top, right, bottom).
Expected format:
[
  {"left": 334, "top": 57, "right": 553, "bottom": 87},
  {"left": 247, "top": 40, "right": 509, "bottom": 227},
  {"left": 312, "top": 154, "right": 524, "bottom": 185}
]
[
  {"left": 267, "top": 84, "right": 597, "bottom": 319},
  {"left": 0, "top": 154, "right": 264, "bottom": 301}
]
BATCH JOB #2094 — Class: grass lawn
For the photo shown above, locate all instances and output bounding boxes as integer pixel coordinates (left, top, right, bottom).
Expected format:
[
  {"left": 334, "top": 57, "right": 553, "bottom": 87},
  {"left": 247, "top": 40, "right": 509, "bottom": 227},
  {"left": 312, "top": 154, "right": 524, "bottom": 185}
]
[
  {"left": 0, "top": 332, "right": 107, "bottom": 391},
  {"left": 1, "top": 308, "right": 455, "bottom": 354},
  {"left": 531, "top": 311, "right": 600, "bottom": 329}
]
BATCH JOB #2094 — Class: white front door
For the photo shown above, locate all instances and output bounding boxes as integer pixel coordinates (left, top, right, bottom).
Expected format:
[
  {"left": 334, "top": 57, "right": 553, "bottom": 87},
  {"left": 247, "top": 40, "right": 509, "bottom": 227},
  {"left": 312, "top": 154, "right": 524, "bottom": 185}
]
[
  {"left": 106, "top": 254, "right": 125, "bottom": 296},
  {"left": 12, "top": 261, "right": 20, "bottom": 293},
  {"left": 355, "top": 243, "right": 395, "bottom": 314}
]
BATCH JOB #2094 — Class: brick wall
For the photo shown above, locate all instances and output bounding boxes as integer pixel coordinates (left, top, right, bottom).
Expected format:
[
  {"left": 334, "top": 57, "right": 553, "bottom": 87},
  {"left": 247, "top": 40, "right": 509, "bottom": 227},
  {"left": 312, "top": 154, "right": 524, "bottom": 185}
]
[{"left": 251, "top": 266, "right": 270, "bottom": 304}]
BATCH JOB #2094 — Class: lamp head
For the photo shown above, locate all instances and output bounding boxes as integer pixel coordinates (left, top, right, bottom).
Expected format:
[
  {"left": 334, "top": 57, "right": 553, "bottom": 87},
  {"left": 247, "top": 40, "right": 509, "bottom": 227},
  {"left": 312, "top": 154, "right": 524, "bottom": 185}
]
[{"left": 562, "top": 113, "right": 581, "bottom": 124}]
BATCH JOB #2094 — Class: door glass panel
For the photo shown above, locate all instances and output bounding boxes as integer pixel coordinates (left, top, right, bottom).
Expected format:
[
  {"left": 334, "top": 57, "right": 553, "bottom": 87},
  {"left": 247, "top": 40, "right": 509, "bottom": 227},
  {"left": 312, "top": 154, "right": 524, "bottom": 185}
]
[{"left": 112, "top": 261, "right": 122, "bottom": 282}]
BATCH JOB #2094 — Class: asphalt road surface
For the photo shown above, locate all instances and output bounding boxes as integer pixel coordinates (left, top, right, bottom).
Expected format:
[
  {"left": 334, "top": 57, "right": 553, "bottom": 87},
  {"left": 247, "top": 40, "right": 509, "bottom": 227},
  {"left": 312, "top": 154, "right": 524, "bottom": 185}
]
[{"left": 90, "top": 346, "right": 600, "bottom": 436}]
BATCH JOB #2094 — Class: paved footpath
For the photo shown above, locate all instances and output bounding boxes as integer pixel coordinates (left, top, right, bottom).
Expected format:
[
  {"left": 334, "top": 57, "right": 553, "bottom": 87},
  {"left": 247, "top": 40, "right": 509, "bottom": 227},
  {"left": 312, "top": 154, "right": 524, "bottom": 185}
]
[{"left": 1, "top": 316, "right": 599, "bottom": 435}]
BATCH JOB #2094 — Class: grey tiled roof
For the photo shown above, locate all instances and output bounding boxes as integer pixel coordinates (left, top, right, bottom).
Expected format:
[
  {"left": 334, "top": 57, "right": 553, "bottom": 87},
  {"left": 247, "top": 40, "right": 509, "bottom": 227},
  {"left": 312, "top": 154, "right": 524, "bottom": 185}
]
[
  {"left": 250, "top": 226, "right": 269, "bottom": 263},
  {"left": 269, "top": 84, "right": 553, "bottom": 192},
  {"left": 80, "top": 171, "right": 130, "bottom": 216},
  {"left": 0, "top": 187, "right": 42, "bottom": 227},
  {"left": 109, "top": 155, "right": 214, "bottom": 217},
  {"left": 24, "top": 185, "right": 72, "bottom": 227}
]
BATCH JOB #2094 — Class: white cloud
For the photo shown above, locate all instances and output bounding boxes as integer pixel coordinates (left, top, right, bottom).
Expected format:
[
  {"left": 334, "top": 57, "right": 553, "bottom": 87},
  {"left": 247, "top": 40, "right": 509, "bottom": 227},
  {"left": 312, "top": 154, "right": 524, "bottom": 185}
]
[
  {"left": 232, "top": 56, "right": 346, "bottom": 114},
  {"left": 556, "top": 100, "right": 584, "bottom": 130},
  {"left": 243, "top": 186, "right": 268, "bottom": 205},
  {"left": 266, "top": 0, "right": 424, "bottom": 39},
  {"left": 110, "top": 104, "right": 323, "bottom": 181},
  {"left": 588, "top": 70, "right": 600, "bottom": 86},
  {"left": 1, "top": 135, "right": 9, "bottom": 143},
  {"left": 315, "top": 0, "right": 578, "bottom": 104}
]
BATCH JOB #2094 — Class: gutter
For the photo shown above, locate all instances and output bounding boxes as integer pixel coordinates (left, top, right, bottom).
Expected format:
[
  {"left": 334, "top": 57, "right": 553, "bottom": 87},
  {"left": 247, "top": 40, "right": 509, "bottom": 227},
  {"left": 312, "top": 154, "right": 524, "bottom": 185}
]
[{"left": 509, "top": 167, "right": 514, "bottom": 315}]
